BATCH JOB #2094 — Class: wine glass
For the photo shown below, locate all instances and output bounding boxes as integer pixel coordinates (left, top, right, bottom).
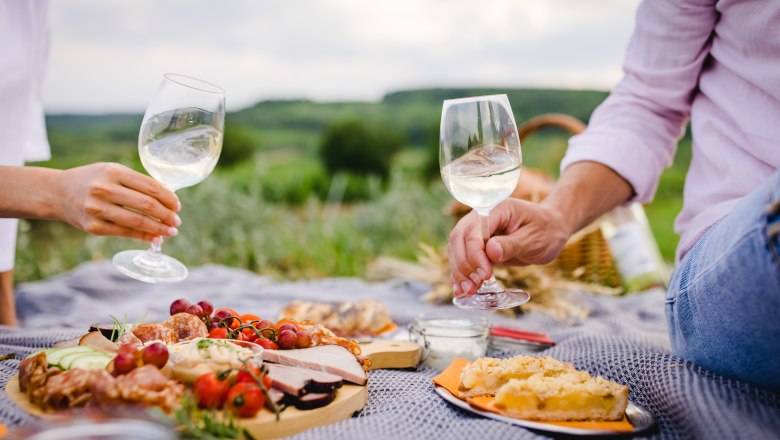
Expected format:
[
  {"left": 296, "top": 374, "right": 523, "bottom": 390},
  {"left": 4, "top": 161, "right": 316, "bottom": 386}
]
[
  {"left": 112, "top": 74, "right": 225, "bottom": 283},
  {"left": 440, "top": 94, "right": 531, "bottom": 309}
]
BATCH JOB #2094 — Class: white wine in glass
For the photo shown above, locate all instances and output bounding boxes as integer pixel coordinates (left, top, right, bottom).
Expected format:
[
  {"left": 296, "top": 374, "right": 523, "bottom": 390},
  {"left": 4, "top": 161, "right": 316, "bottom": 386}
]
[
  {"left": 440, "top": 94, "right": 531, "bottom": 309},
  {"left": 113, "top": 74, "right": 225, "bottom": 283}
]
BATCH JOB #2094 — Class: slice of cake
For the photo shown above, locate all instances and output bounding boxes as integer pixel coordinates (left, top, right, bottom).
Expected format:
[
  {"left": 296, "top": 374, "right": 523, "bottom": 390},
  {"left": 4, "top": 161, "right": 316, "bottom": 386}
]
[
  {"left": 492, "top": 372, "right": 629, "bottom": 421},
  {"left": 459, "top": 356, "right": 575, "bottom": 398}
]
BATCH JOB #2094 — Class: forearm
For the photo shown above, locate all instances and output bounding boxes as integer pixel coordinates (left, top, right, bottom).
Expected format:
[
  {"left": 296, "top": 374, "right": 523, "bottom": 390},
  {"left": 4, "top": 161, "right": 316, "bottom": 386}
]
[
  {"left": 541, "top": 161, "right": 633, "bottom": 236},
  {"left": 0, "top": 166, "right": 63, "bottom": 220}
]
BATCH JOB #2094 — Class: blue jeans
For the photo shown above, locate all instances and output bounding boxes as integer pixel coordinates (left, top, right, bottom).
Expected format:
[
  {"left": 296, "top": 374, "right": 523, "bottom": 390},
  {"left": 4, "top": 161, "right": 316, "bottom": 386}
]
[{"left": 666, "top": 168, "right": 780, "bottom": 390}]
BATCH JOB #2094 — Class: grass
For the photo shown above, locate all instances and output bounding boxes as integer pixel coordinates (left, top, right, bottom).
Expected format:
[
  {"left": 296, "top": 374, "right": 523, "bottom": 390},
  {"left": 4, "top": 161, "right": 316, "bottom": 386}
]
[{"left": 15, "top": 88, "right": 692, "bottom": 283}]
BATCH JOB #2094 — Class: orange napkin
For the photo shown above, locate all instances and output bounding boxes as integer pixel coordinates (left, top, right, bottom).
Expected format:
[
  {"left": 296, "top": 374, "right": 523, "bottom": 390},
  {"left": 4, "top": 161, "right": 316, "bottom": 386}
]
[{"left": 433, "top": 358, "right": 634, "bottom": 433}]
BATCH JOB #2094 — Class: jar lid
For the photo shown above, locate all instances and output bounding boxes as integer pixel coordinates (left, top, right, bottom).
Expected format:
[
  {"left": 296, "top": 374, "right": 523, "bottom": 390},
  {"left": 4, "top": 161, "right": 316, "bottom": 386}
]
[{"left": 412, "top": 313, "right": 488, "bottom": 338}]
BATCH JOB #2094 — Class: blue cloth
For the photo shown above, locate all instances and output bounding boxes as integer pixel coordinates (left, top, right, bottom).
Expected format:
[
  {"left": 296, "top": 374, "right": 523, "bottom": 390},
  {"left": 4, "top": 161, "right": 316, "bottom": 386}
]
[
  {"left": 3, "top": 262, "right": 780, "bottom": 439},
  {"left": 666, "top": 167, "right": 780, "bottom": 390}
]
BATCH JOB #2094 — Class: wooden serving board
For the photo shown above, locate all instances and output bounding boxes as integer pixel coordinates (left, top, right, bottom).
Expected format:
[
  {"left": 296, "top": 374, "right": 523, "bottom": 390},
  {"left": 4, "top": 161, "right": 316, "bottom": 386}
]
[{"left": 5, "top": 340, "right": 421, "bottom": 439}]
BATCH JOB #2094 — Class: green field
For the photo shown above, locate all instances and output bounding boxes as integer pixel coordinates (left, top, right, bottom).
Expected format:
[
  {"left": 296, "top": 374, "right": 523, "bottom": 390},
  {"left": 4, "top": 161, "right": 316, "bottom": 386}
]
[{"left": 15, "top": 88, "right": 690, "bottom": 283}]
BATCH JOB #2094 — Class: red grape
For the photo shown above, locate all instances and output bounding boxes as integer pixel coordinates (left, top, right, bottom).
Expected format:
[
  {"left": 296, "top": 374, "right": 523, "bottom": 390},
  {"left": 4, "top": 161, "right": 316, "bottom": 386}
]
[
  {"left": 197, "top": 301, "right": 214, "bottom": 317},
  {"left": 277, "top": 330, "right": 298, "bottom": 349},
  {"left": 114, "top": 352, "right": 137, "bottom": 375},
  {"left": 170, "top": 298, "right": 191, "bottom": 316},
  {"left": 296, "top": 331, "right": 312, "bottom": 348},
  {"left": 214, "top": 309, "right": 232, "bottom": 324},
  {"left": 117, "top": 343, "right": 137, "bottom": 356},
  {"left": 186, "top": 304, "right": 204, "bottom": 318},
  {"left": 142, "top": 342, "right": 170, "bottom": 368},
  {"left": 277, "top": 323, "right": 297, "bottom": 333}
]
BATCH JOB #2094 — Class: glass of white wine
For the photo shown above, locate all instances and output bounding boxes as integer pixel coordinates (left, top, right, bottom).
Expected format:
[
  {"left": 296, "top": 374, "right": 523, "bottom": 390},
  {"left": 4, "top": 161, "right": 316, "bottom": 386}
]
[
  {"left": 440, "top": 94, "right": 531, "bottom": 309},
  {"left": 112, "top": 74, "right": 225, "bottom": 283}
]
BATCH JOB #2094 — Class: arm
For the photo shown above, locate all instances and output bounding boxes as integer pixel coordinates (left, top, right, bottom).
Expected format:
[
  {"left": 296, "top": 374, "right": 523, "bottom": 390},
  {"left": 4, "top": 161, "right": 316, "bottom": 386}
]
[
  {"left": 0, "top": 163, "right": 181, "bottom": 242},
  {"left": 448, "top": 162, "right": 631, "bottom": 296},
  {"left": 448, "top": 0, "right": 717, "bottom": 297}
]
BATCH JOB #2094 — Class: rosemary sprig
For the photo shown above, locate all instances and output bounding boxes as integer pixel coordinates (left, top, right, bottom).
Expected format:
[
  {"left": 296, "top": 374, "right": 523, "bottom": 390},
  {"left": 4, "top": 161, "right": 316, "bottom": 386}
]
[
  {"left": 109, "top": 312, "right": 150, "bottom": 342},
  {"left": 172, "top": 393, "right": 255, "bottom": 440}
]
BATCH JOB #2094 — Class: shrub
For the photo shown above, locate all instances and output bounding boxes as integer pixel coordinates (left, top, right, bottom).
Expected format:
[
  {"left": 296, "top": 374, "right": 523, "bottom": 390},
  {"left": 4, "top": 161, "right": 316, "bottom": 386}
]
[
  {"left": 220, "top": 123, "right": 257, "bottom": 167},
  {"left": 319, "top": 119, "right": 405, "bottom": 180}
]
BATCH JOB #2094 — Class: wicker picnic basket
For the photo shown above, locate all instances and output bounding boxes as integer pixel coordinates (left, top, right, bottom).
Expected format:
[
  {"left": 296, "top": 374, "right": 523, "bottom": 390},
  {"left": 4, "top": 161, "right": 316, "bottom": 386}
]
[{"left": 444, "top": 113, "right": 622, "bottom": 289}]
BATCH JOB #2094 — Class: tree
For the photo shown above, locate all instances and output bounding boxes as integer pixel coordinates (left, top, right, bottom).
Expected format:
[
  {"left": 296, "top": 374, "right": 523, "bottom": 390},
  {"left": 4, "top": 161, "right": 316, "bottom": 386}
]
[
  {"left": 319, "top": 119, "right": 404, "bottom": 180},
  {"left": 220, "top": 123, "right": 257, "bottom": 167}
]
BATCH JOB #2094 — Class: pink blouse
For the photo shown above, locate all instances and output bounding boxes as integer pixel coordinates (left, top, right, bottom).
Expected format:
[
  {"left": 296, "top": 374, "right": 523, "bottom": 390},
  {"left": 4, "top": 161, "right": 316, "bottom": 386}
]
[{"left": 561, "top": 0, "right": 780, "bottom": 261}]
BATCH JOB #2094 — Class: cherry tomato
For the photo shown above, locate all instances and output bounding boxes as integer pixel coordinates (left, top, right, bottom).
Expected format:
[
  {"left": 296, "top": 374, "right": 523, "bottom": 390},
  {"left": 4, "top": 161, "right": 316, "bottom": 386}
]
[
  {"left": 236, "top": 364, "right": 273, "bottom": 389},
  {"left": 244, "top": 331, "right": 259, "bottom": 343},
  {"left": 209, "top": 327, "right": 228, "bottom": 339},
  {"left": 226, "top": 382, "right": 265, "bottom": 418},
  {"left": 240, "top": 314, "right": 261, "bottom": 325},
  {"left": 234, "top": 331, "right": 249, "bottom": 342},
  {"left": 256, "top": 339, "right": 279, "bottom": 350},
  {"left": 193, "top": 371, "right": 231, "bottom": 409},
  {"left": 275, "top": 318, "right": 299, "bottom": 330}
]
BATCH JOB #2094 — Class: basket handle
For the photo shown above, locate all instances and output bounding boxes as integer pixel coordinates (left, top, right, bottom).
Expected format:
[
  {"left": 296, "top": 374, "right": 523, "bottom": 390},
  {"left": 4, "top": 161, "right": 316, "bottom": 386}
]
[{"left": 517, "top": 113, "right": 586, "bottom": 142}]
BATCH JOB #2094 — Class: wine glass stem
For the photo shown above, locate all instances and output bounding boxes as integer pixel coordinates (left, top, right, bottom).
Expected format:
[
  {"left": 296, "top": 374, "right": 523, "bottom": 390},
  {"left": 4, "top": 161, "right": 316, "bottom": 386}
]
[
  {"left": 147, "top": 237, "right": 164, "bottom": 260},
  {"left": 477, "top": 212, "right": 502, "bottom": 294}
]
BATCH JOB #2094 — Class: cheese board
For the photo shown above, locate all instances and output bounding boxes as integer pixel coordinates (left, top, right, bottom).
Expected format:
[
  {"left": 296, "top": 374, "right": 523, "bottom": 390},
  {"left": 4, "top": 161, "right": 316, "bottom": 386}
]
[{"left": 5, "top": 340, "right": 421, "bottom": 439}]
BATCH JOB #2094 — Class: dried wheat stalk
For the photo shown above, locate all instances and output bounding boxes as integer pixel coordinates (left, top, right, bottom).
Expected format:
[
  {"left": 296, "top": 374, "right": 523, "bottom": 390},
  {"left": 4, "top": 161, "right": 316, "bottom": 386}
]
[{"left": 367, "top": 243, "right": 622, "bottom": 324}]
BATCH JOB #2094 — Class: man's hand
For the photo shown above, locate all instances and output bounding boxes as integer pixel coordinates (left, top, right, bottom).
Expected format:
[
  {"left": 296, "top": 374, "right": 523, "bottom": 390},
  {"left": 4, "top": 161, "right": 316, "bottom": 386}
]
[
  {"left": 54, "top": 163, "right": 181, "bottom": 242},
  {"left": 448, "top": 198, "right": 571, "bottom": 298}
]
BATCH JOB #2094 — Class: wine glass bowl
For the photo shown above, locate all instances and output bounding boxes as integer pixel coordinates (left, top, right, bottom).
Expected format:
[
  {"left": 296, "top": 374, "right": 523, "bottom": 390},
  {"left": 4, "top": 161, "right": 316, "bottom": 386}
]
[
  {"left": 112, "top": 74, "right": 225, "bottom": 283},
  {"left": 440, "top": 95, "right": 531, "bottom": 309}
]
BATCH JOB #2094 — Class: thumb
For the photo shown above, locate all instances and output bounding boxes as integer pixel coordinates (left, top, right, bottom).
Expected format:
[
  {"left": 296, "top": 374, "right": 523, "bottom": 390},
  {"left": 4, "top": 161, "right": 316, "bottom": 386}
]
[{"left": 485, "top": 236, "right": 519, "bottom": 264}]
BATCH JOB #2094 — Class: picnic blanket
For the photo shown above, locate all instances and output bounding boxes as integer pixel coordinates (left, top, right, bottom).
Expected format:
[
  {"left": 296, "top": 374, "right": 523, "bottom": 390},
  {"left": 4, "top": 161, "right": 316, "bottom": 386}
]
[{"left": 1, "top": 261, "right": 779, "bottom": 439}]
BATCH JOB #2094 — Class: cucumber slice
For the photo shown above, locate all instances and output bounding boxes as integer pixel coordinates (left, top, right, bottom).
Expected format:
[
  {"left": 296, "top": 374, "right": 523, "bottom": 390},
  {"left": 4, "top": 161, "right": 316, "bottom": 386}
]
[
  {"left": 69, "top": 353, "right": 112, "bottom": 370},
  {"left": 45, "top": 346, "right": 93, "bottom": 366},
  {"left": 58, "top": 350, "right": 98, "bottom": 369}
]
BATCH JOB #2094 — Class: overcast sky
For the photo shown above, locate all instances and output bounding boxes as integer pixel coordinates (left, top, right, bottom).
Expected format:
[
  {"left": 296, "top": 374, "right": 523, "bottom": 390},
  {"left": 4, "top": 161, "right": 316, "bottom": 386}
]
[{"left": 44, "top": 0, "right": 641, "bottom": 113}]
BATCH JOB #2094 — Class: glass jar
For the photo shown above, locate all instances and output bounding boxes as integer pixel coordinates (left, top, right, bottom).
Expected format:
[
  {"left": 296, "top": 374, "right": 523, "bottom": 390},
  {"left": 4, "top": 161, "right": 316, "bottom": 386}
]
[{"left": 408, "top": 313, "right": 488, "bottom": 372}]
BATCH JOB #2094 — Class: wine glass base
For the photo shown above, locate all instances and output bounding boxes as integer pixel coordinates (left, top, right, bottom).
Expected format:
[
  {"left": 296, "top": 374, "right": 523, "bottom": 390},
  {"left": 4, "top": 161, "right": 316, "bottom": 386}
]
[
  {"left": 112, "top": 250, "right": 188, "bottom": 283},
  {"left": 452, "top": 288, "right": 531, "bottom": 310}
]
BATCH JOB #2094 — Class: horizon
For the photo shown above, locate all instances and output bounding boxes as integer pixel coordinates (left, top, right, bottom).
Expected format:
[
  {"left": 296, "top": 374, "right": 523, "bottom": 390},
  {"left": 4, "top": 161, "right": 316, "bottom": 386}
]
[{"left": 43, "top": 85, "right": 611, "bottom": 116}]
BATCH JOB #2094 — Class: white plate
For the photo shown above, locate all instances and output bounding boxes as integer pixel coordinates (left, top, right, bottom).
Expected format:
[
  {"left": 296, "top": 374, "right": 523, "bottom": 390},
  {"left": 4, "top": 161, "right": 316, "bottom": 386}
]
[{"left": 435, "top": 386, "right": 656, "bottom": 436}]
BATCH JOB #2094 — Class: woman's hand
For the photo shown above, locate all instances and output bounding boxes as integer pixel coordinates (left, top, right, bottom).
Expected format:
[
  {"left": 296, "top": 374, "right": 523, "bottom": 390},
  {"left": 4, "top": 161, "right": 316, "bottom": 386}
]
[
  {"left": 448, "top": 198, "right": 571, "bottom": 298},
  {"left": 54, "top": 163, "right": 181, "bottom": 242}
]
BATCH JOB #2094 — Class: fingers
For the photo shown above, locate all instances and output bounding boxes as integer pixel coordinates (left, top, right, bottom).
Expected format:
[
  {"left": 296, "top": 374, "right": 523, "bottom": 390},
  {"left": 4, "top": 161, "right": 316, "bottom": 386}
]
[
  {"left": 448, "top": 213, "right": 493, "bottom": 297},
  {"left": 114, "top": 165, "right": 180, "bottom": 213},
  {"left": 91, "top": 203, "right": 178, "bottom": 238},
  {"left": 107, "top": 185, "right": 181, "bottom": 227},
  {"left": 85, "top": 219, "right": 159, "bottom": 242}
]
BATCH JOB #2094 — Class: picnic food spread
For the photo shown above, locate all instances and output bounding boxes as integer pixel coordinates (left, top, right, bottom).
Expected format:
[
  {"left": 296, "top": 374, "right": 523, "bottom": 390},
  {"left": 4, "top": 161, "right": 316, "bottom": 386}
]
[
  {"left": 5, "top": 296, "right": 645, "bottom": 437},
  {"left": 8, "top": 298, "right": 423, "bottom": 439}
]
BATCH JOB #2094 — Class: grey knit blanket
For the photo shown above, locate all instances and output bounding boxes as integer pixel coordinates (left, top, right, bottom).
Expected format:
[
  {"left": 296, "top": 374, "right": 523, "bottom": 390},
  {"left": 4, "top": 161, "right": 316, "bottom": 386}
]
[{"left": 1, "top": 261, "right": 778, "bottom": 439}]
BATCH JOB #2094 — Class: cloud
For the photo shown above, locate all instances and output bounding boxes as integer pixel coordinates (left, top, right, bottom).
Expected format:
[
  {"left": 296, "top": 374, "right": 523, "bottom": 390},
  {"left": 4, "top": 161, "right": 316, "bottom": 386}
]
[{"left": 44, "top": 0, "right": 640, "bottom": 113}]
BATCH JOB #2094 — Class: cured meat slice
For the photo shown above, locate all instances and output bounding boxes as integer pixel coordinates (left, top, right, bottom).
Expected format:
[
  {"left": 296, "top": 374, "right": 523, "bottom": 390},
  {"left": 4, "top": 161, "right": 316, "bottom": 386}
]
[
  {"left": 266, "top": 387, "right": 286, "bottom": 408},
  {"left": 265, "top": 363, "right": 343, "bottom": 396},
  {"left": 293, "top": 391, "right": 336, "bottom": 410},
  {"left": 263, "top": 345, "right": 367, "bottom": 385},
  {"left": 43, "top": 368, "right": 103, "bottom": 409},
  {"left": 92, "top": 365, "right": 184, "bottom": 413}
]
